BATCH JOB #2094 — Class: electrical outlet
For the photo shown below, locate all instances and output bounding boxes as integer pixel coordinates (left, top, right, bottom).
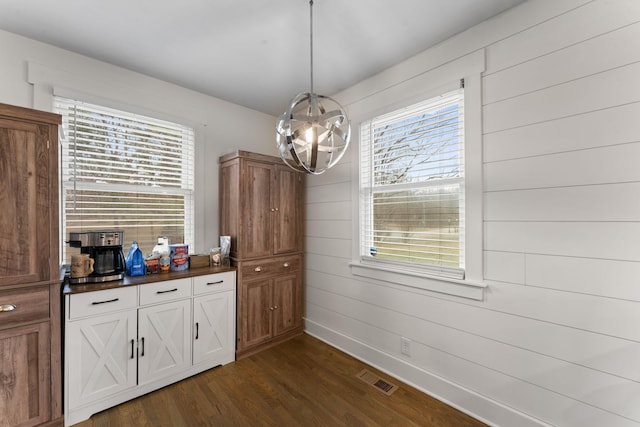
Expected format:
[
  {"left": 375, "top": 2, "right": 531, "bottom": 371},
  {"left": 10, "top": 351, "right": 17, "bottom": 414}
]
[{"left": 401, "top": 337, "right": 411, "bottom": 356}]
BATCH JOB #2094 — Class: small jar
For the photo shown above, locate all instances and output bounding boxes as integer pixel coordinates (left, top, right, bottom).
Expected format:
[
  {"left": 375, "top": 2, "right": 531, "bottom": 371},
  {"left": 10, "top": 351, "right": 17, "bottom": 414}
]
[{"left": 210, "top": 247, "right": 221, "bottom": 266}]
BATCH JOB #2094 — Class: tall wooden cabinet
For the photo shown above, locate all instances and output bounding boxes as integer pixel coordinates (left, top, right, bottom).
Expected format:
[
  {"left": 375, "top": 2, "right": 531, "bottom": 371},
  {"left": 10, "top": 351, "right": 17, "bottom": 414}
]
[
  {"left": 0, "top": 103, "right": 62, "bottom": 426},
  {"left": 219, "top": 150, "right": 304, "bottom": 358}
]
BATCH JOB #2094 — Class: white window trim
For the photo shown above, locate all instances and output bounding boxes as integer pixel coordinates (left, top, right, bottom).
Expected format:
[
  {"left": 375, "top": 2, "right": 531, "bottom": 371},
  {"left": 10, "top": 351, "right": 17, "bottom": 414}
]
[{"left": 348, "top": 50, "right": 485, "bottom": 300}]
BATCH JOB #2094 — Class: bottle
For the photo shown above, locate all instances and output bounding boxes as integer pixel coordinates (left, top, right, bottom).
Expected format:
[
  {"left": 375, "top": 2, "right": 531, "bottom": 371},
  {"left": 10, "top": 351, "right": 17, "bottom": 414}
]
[{"left": 153, "top": 236, "right": 171, "bottom": 273}]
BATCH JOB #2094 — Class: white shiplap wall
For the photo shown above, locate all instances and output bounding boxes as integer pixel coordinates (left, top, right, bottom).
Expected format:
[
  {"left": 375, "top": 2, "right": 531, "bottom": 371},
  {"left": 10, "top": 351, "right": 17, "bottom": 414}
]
[{"left": 304, "top": 1, "right": 640, "bottom": 426}]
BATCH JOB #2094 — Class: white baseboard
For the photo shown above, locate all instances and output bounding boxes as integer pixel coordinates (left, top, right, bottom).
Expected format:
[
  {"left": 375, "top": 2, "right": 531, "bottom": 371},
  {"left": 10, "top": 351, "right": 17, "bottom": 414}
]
[{"left": 304, "top": 318, "right": 549, "bottom": 427}]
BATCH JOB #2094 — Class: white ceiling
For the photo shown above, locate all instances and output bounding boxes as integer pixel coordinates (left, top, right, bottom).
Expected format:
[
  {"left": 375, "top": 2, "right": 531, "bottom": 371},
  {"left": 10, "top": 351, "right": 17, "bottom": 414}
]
[{"left": 0, "top": 0, "right": 526, "bottom": 117}]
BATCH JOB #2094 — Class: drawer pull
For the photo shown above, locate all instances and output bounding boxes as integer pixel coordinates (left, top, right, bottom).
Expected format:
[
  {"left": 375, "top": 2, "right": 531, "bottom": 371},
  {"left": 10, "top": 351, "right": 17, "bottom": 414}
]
[
  {"left": 283, "top": 262, "right": 290, "bottom": 268},
  {"left": 156, "top": 288, "right": 178, "bottom": 294},
  {"left": 254, "top": 266, "right": 262, "bottom": 272},
  {"left": 0, "top": 304, "right": 16, "bottom": 312},
  {"left": 91, "top": 298, "right": 119, "bottom": 305},
  {"left": 206, "top": 280, "right": 224, "bottom": 286}
]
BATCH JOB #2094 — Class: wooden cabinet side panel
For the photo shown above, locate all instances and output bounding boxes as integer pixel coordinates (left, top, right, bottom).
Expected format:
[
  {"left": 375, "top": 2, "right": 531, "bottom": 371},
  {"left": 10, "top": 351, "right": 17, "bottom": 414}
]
[
  {"left": 220, "top": 159, "right": 240, "bottom": 259},
  {"left": 0, "top": 322, "right": 50, "bottom": 427},
  {"left": 49, "top": 283, "right": 63, "bottom": 422}
]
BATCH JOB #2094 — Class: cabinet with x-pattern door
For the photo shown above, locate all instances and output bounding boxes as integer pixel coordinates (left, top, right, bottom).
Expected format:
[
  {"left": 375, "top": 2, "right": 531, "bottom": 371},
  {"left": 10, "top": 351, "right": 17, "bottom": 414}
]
[{"left": 64, "top": 269, "right": 236, "bottom": 426}]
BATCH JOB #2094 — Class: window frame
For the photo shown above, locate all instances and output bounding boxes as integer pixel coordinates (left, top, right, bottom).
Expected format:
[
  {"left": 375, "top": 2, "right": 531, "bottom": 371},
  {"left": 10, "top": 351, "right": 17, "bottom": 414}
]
[
  {"left": 55, "top": 96, "right": 195, "bottom": 262},
  {"left": 349, "top": 58, "right": 485, "bottom": 300},
  {"left": 359, "top": 87, "right": 466, "bottom": 278}
]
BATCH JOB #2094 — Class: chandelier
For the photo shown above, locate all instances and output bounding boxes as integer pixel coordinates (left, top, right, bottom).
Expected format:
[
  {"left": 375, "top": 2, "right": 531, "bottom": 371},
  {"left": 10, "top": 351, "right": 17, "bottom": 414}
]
[{"left": 276, "top": 0, "right": 351, "bottom": 175}]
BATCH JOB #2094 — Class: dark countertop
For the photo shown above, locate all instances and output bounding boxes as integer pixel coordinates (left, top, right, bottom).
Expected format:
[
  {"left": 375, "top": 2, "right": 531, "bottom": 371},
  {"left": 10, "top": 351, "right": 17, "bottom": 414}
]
[{"left": 62, "top": 265, "right": 236, "bottom": 295}]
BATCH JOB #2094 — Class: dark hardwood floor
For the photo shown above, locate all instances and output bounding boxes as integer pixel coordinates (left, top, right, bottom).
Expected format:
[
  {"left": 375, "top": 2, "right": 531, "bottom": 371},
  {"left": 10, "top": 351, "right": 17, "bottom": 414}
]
[{"left": 74, "top": 334, "right": 487, "bottom": 427}]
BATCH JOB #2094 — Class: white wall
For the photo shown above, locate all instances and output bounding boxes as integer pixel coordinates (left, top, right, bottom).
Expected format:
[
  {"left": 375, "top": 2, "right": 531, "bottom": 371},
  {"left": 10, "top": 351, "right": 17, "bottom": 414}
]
[
  {"left": 0, "top": 29, "right": 277, "bottom": 254},
  {"left": 304, "top": 0, "right": 640, "bottom": 426}
]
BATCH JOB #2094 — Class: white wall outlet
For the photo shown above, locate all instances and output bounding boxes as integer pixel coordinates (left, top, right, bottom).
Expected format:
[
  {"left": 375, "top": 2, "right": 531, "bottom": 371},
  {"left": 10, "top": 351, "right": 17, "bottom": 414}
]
[{"left": 401, "top": 337, "right": 411, "bottom": 356}]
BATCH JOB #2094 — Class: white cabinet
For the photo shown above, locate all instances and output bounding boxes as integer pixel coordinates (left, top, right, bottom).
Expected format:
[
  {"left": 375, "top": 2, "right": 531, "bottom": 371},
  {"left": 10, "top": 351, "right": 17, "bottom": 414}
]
[
  {"left": 64, "top": 270, "right": 236, "bottom": 427},
  {"left": 137, "top": 279, "right": 192, "bottom": 385},
  {"left": 138, "top": 299, "right": 191, "bottom": 384},
  {"left": 193, "top": 272, "right": 235, "bottom": 365},
  {"left": 66, "top": 309, "right": 137, "bottom": 408}
]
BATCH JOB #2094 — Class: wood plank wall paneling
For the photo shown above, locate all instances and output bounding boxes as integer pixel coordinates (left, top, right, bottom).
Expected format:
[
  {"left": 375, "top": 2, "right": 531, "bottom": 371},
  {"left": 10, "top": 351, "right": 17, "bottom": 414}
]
[{"left": 304, "top": 1, "right": 640, "bottom": 426}]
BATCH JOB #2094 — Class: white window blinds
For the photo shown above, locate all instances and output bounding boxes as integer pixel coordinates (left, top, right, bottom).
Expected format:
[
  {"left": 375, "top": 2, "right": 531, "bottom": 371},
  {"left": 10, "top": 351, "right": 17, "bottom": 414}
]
[
  {"left": 359, "top": 87, "right": 465, "bottom": 279},
  {"left": 55, "top": 97, "right": 195, "bottom": 260}
]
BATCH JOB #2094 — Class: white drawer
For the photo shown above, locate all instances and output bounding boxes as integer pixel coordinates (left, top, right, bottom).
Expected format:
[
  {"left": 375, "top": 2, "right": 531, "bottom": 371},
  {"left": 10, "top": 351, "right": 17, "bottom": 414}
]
[
  {"left": 193, "top": 271, "right": 236, "bottom": 295},
  {"left": 68, "top": 286, "right": 137, "bottom": 319},
  {"left": 139, "top": 278, "right": 191, "bottom": 306}
]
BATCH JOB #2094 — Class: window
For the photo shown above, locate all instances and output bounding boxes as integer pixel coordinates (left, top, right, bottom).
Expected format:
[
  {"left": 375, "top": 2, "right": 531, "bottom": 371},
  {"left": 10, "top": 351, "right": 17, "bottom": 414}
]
[
  {"left": 359, "top": 87, "right": 465, "bottom": 280},
  {"left": 55, "top": 97, "right": 195, "bottom": 262}
]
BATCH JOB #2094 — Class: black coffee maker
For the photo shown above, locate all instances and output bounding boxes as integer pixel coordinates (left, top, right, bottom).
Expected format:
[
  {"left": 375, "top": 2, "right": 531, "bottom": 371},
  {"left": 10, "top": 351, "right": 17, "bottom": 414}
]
[{"left": 67, "top": 230, "right": 126, "bottom": 284}]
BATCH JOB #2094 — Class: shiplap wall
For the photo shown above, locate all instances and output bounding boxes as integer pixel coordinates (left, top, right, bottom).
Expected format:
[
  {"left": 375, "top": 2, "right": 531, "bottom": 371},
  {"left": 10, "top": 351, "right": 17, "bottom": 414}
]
[{"left": 304, "top": 1, "right": 640, "bottom": 426}]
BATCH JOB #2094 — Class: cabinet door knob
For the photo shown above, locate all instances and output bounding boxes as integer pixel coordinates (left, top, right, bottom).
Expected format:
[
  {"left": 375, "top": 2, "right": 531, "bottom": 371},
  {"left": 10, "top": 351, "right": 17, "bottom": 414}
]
[
  {"left": 283, "top": 262, "right": 290, "bottom": 268},
  {"left": 254, "top": 266, "right": 262, "bottom": 272},
  {"left": 273, "top": 306, "right": 279, "bottom": 310},
  {"left": 275, "top": 207, "right": 279, "bottom": 211},
  {"left": 0, "top": 304, "right": 16, "bottom": 312}
]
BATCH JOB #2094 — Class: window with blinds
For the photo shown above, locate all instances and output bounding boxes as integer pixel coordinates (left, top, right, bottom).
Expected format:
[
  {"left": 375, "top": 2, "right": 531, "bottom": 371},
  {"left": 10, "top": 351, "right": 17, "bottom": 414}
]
[
  {"left": 359, "top": 87, "right": 465, "bottom": 279},
  {"left": 55, "top": 97, "right": 195, "bottom": 261}
]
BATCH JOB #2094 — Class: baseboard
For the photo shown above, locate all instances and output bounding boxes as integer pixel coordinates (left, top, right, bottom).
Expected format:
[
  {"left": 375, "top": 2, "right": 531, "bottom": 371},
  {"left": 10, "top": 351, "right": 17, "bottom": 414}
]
[{"left": 304, "top": 318, "right": 549, "bottom": 427}]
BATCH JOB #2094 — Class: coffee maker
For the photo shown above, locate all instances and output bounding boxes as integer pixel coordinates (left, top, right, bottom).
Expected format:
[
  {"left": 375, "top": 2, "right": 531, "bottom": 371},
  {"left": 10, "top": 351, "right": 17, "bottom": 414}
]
[{"left": 67, "top": 230, "right": 126, "bottom": 284}]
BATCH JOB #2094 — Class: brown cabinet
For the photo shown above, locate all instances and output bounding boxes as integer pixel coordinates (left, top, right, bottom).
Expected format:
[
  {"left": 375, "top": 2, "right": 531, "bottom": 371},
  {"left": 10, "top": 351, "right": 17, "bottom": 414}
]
[
  {"left": 219, "top": 151, "right": 304, "bottom": 358},
  {"left": 238, "top": 255, "right": 302, "bottom": 352},
  {"left": 0, "top": 103, "right": 62, "bottom": 426}
]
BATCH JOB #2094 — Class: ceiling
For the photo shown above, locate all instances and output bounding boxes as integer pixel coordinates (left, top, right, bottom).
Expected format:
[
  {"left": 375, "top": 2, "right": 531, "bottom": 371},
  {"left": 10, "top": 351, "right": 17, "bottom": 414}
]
[{"left": 0, "top": 0, "right": 526, "bottom": 117}]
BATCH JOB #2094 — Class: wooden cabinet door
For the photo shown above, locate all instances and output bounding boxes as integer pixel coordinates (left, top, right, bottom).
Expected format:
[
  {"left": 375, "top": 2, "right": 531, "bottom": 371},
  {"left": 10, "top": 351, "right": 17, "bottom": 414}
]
[
  {"left": 0, "top": 322, "right": 50, "bottom": 427},
  {"left": 241, "top": 160, "right": 273, "bottom": 258},
  {"left": 0, "top": 117, "right": 54, "bottom": 286},
  {"left": 273, "top": 273, "right": 301, "bottom": 336},
  {"left": 193, "top": 291, "right": 234, "bottom": 365},
  {"left": 273, "top": 165, "right": 303, "bottom": 255},
  {"left": 239, "top": 278, "right": 273, "bottom": 350},
  {"left": 67, "top": 310, "right": 137, "bottom": 409},
  {"left": 138, "top": 299, "right": 191, "bottom": 385}
]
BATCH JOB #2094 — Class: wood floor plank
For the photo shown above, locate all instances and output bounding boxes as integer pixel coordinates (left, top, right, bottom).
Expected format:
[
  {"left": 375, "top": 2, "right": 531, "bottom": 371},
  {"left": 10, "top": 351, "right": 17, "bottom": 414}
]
[{"left": 73, "top": 334, "right": 487, "bottom": 427}]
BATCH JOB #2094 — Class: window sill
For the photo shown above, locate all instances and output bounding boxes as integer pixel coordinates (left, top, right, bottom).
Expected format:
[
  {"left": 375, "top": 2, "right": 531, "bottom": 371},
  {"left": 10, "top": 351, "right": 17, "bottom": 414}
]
[{"left": 349, "top": 261, "right": 486, "bottom": 300}]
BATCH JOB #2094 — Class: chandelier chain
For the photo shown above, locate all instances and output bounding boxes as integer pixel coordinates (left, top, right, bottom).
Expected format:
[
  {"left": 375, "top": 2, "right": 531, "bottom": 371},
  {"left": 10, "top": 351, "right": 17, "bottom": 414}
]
[{"left": 309, "top": 0, "right": 314, "bottom": 93}]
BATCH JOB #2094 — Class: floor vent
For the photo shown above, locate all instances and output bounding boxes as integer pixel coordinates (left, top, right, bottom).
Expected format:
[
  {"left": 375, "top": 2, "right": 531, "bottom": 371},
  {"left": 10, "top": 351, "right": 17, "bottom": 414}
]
[{"left": 356, "top": 369, "right": 399, "bottom": 396}]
